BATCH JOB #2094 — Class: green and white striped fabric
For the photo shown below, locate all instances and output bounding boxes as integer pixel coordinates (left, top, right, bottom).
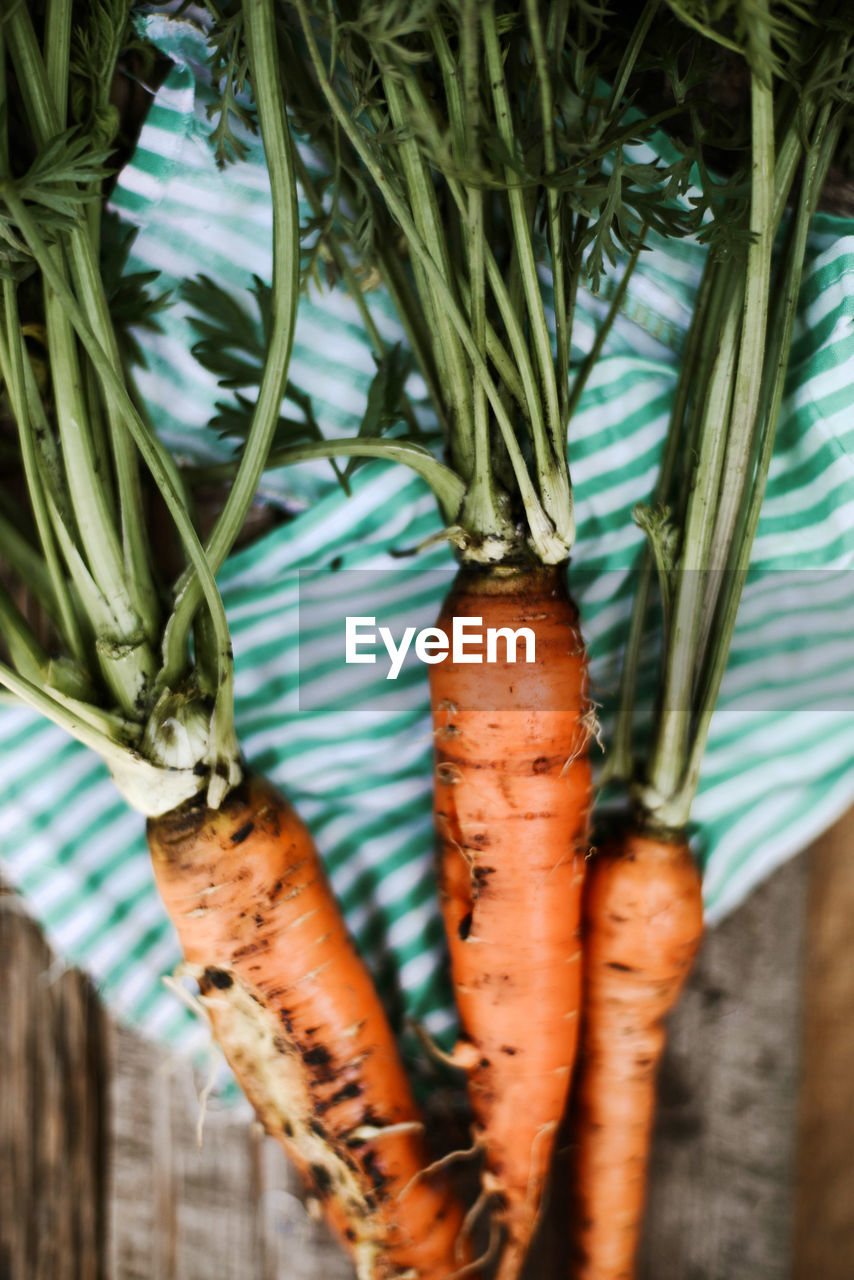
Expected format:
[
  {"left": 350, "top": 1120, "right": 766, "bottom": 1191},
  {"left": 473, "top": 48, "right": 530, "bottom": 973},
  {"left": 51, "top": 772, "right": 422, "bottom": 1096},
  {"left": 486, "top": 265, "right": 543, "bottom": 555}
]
[{"left": 2, "top": 15, "right": 854, "bottom": 1069}]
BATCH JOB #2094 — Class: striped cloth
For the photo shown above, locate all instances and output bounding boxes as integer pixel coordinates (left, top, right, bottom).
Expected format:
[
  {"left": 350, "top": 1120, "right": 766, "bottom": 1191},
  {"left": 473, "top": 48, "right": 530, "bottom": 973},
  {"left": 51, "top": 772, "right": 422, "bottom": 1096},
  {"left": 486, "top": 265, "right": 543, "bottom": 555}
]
[{"left": 2, "top": 15, "right": 854, "bottom": 1071}]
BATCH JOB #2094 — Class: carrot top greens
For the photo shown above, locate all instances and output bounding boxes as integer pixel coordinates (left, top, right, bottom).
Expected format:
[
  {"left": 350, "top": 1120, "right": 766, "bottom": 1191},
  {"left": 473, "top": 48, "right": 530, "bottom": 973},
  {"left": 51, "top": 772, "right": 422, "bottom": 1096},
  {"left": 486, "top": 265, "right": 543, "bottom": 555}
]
[
  {"left": 0, "top": 0, "right": 298, "bottom": 813},
  {"left": 201, "top": 0, "right": 702, "bottom": 564},
  {"left": 606, "top": 1, "right": 854, "bottom": 832},
  {"left": 196, "top": 2, "right": 852, "bottom": 819},
  {"left": 3, "top": 0, "right": 853, "bottom": 824}
]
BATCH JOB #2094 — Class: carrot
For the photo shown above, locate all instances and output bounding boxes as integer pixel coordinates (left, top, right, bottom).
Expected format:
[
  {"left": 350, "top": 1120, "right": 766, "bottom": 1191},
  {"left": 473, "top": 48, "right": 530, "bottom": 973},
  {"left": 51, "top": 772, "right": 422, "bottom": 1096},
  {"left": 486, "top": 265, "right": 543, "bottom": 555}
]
[
  {"left": 572, "top": 17, "right": 847, "bottom": 1271},
  {"left": 568, "top": 828, "right": 704, "bottom": 1280},
  {"left": 3, "top": 6, "right": 475, "bottom": 1276},
  {"left": 428, "top": 562, "right": 592, "bottom": 1280},
  {"left": 148, "top": 771, "right": 473, "bottom": 1280}
]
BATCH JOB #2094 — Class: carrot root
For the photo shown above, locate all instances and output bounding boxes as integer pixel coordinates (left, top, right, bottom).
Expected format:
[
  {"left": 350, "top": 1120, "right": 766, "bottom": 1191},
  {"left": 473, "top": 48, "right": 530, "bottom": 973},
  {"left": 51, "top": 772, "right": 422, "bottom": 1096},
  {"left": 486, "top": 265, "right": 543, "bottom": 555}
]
[
  {"left": 429, "top": 563, "right": 593, "bottom": 1280},
  {"left": 569, "top": 827, "right": 704, "bottom": 1280},
  {"left": 148, "top": 773, "right": 471, "bottom": 1280}
]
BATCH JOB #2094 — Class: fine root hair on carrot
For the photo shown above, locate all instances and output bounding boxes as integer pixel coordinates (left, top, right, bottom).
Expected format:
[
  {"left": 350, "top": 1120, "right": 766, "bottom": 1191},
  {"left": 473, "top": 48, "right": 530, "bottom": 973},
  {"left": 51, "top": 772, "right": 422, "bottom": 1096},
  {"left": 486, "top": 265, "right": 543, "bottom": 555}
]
[
  {"left": 580, "top": 702, "right": 605, "bottom": 752},
  {"left": 434, "top": 816, "right": 476, "bottom": 874},
  {"left": 305, "top": 1195, "right": 324, "bottom": 1223},
  {"left": 522, "top": 1120, "right": 559, "bottom": 1216},
  {"left": 195, "top": 1052, "right": 220, "bottom": 1150},
  {"left": 562, "top": 704, "right": 603, "bottom": 773},
  {"left": 161, "top": 970, "right": 207, "bottom": 1021},
  {"left": 457, "top": 1184, "right": 494, "bottom": 1256},
  {"left": 398, "top": 1138, "right": 483, "bottom": 1201},
  {"left": 446, "top": 1215, "right": 503, "bottom": 1280},
  {"left": 350, "top": 1121, "right": 425, "bottom": 1144},
  {"left": 407, "top": 1018, "right": 471, "bottom": 1070}
]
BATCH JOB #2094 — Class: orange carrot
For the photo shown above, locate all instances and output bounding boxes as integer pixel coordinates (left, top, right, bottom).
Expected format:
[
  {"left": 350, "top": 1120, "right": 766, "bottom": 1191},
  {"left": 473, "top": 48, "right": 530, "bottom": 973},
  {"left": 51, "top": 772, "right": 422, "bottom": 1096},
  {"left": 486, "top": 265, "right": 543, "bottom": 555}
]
[
  {"left": 428, "top": 562, "right": 592, "bottom": 1280},
  {"left": 148, "top": 772, "right": 472, "bottom": 1280},
  {"left": 569, "top": 827, "right": 704, "bottom": 1280}
]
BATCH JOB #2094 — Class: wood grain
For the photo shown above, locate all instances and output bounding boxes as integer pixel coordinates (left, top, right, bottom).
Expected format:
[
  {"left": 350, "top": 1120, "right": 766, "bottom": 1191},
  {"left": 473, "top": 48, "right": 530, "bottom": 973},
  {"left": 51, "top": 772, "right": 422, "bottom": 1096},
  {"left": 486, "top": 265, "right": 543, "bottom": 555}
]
[
  {"left": 0, "top": 888, "right": 109, "bottom": 1280},
  {"left": 106, "top": 1022, "right": 355, "bottom": 1280},
  {"left": 793, "top": 805, "right": 854, "bottom": 1279},
  {"left": 638, "top": 853, "right": 806, "bottom": 1280}
]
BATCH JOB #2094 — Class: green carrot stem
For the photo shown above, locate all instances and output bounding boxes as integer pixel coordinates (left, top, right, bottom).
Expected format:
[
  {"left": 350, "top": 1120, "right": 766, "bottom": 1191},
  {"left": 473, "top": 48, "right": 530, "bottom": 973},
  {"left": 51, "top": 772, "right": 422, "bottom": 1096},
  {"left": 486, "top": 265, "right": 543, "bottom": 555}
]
[
  {"left": 42, "top": 0, "right": 159, "bottom": 638},
  {"left": 567, "top": 231, "right": 646, "bottom": 423},
  {"left": 0, "top": 656, "right": 207, "bottom": 816},
  {"left": 6, "top": 6, "right": 153, "bottom": 657},
  {"left": 604, "top": 258, "right": 720, "bottom": 785},
  {"left": 290, "top": 157, "right": 419, "bottom": 495},
  {"left": 446, "top": 12, "right": 497, "bottom": 530},
  {"left": 293, "top": 0, "right": 567, "bottom": 561},
  {"left": 0, "top": 284, "right": 86, "bottom": 663},
  {"left": 43, "top": 262, "right": 135, "bottom": 616},
  {"left": 159, "top": 0, "right": 301, "bottom": 686},
  {"left": 0, "top": 507, "right": 58, "bottom": 621},
  {"left": 69, "top": 234, "right": 161, "bottom": 638},
  {"left": 460, "top": 186, "right": 507, "bottom": 539},
  {"left": 0, "top": 656, "right": 126, "bottom": 758},
  {"left": 295, "top": 156, "right": 381, "bottom": 349},
  {"left": 664, "top": 102, "right": 841, "bottom": 829},
  {"left": 432, "top": 10, "right": 505, "bottom": 537},
  {"left": 43, "top": 0, "right": 72, "bottom": 119},
  {"left": 639, "top": 12, "right": 852, "bottom": 823},
  {"left": 380, "top": 72, "right": 475, "bottom": 483},
  {"left": 644, "top": 284, "right": 740, "bottom": 801},
  {"left": 448, "top": 267, "right": 529, "bottom": 416},
  {"left": 643, "top": 53, "right": 794, "bottom": 800},
  {"left": 376, "top": 238, "right": 447, "bottom": 433},
  {"left": 188, "top": 438, "right": 466, "bottom": 520},
  {"left": 392, "top": 61, "right": 574, "bottom": 543},
  {"left": 482, "top": 4, "right": 567, "bottom": 521},
  {"left": 669, "top": 261, "right": 728, "bottom": 528},
  {"left": 397, "top": 66, "right": 546, "bottom": 454},
  {"left": 271, "top": 36, "right": 436, "bottom": 412},
  {"left": 525, "top": 0, "right": 571, "bottom": 429},
  {"left": 0, "top": 579, "right": 52, "bottom": 685},
  {"left": 705, "top": 54, "right": 776, "bottom": 577},
  {"left": 606, "top": 0, "right": 659, "bottom": 117},
  {"left": 5, "top": 190, "right": 238, "bottom": 784},
  {"left": 429, "top": 14, "right": 467, "bottom": 174}
]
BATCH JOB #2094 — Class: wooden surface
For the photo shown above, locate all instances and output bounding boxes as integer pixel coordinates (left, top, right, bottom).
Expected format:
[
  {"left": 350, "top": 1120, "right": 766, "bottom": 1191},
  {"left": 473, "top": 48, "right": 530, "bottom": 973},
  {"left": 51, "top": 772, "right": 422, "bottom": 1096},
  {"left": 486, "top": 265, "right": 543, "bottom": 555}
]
[
  {"left": 0, "top": 886, "right": 353, "bottom": 1280},
  {"left": 640, "top": 854, "right": 805, "bottom": 1280},
  {"left": 793, "top": 808, "right": 854, "bottom": 1278},
  {"left": 107, "top": 1023, "right": 354, "bottom": 1280},
  {"left": 1, "top": 823, "right": 851, "bottom": 1280},
  {"left": 0, "top": 888, "right": 109, "bottom": 1280}
]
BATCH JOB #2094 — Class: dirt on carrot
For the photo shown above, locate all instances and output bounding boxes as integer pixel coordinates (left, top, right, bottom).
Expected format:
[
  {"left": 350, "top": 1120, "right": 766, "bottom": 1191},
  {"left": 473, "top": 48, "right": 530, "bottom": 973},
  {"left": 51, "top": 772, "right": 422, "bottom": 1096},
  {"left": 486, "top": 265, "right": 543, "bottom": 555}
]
[
  {"left": 428, "top": 562, "right": 593, "bottom": 1280},
  {"left": 568, "top": 827, "right": 704, "bottom": 1280},
  {"left": 147, "top": 773, "right": 473, "bottom": 1280}
]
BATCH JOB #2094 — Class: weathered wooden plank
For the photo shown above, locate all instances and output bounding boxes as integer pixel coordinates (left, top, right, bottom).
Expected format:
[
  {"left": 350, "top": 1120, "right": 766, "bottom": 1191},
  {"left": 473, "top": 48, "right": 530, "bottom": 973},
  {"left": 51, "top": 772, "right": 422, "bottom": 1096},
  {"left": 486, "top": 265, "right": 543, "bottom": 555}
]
[
  {"left": 106, "top": 1016, "right": 159, "bottom": 1280},
  {"left": 793, "top": 806, "right": 854, "bottom": 1279},
  {"left": 107, "top": 1021, "right": 356, "bottom": 1280},
  {"left": 0, "top": 888, "right": 109, "bottom": 1280},
  {"left": 639, "top": 853, "right": 806, "bottom": 1280}
]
